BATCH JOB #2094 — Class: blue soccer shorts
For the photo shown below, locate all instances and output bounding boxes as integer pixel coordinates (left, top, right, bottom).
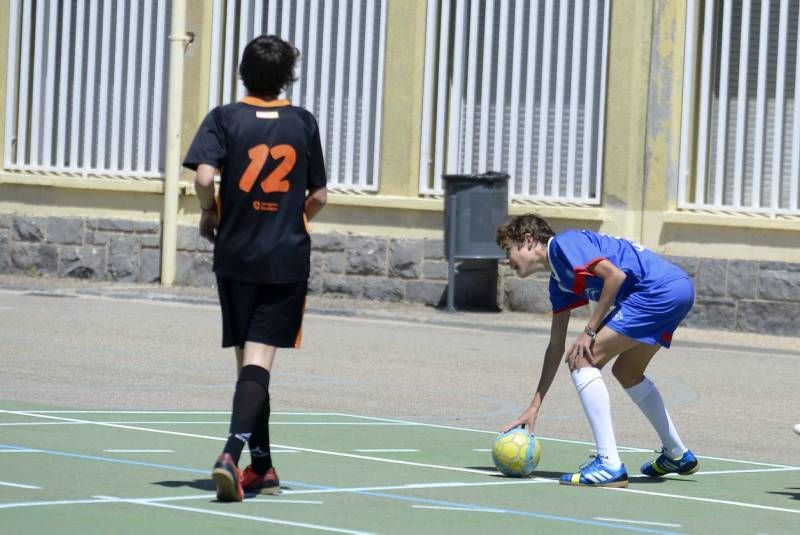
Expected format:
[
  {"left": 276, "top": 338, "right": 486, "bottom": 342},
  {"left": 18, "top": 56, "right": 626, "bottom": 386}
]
[{"left": 603, "top": 276, "right": 694, "bottom": 348}]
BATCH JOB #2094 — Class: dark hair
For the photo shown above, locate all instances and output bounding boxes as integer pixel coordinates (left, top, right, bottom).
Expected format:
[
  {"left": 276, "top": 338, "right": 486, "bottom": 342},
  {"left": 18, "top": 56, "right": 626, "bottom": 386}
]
[
  {"left": 495, "top": 213, "right": 555, "bottom": 249},
  {"left": 239, "top": 35, "right": 299, "bottom": 97}
]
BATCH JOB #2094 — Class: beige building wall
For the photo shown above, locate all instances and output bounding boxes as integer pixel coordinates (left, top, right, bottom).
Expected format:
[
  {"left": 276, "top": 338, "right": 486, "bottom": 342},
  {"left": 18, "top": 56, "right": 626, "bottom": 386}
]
[
  {"left": 1, "top": 0, "right": 798, "bottom": 262},
  {"left": 641, "top": 0, "right": 800, "bottom": 262}
]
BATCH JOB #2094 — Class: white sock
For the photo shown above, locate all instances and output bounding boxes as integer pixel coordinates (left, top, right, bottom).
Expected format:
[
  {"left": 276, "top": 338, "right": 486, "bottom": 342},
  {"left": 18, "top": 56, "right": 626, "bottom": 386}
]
[
  {"left": 571, "top": 367, "right": 622, "bottom": 469},
  {"left": 625, "top": 377, "right": 686, "bottom": 458}
]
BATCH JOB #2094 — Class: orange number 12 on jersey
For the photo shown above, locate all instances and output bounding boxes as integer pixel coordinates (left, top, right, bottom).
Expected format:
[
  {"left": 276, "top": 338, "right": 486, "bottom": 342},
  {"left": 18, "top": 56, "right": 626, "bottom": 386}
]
[{"left": 238, "top": 144, "right": 297, "bottom": 193}]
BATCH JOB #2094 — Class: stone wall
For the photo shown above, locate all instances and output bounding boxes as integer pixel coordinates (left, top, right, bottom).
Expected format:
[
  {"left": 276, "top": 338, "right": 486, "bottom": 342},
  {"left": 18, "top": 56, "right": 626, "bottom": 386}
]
[{"left": 1, "top": 215, "right": 797, "bottom": 336}]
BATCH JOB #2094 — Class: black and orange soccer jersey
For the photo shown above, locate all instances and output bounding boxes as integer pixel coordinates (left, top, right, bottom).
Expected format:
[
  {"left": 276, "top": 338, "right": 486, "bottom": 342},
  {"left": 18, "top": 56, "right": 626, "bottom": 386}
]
[{"left": 183, "top": 97, "right": 327, "bottom": 284}]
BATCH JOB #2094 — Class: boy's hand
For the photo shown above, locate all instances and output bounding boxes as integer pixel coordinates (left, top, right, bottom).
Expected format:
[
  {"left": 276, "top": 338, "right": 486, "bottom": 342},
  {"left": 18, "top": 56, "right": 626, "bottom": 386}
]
[
  {"left": 566, "top": 332, "right": 594, "bottom": 371},
  {"left": 199, "top": 208, "right": 218, "bottom": 243},
  {"left": 500, "top": 406, "right": 539, "bottom": 434}
]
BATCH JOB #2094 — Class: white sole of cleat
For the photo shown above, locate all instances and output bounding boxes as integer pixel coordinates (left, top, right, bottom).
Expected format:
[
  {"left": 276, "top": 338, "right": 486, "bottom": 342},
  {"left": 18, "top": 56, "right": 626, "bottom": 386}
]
[
  {"left": 559, "top": 479, "right": 629, "bottom": 488},
  {"left": 212, "top": 468, "right": 242, "bottom": 502}
]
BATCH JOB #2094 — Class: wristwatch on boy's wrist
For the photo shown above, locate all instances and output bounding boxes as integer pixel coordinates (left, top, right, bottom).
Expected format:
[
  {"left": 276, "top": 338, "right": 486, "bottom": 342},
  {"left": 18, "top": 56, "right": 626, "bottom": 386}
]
[{"left": 584, "top": 325, "right": 597, "bottom": 341}]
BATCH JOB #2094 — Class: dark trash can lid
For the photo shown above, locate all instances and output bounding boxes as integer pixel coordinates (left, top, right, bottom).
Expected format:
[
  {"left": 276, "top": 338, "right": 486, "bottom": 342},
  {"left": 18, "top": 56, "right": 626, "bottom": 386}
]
[{"left": 442, "top": 171, "right": 510, "bottom": 183}]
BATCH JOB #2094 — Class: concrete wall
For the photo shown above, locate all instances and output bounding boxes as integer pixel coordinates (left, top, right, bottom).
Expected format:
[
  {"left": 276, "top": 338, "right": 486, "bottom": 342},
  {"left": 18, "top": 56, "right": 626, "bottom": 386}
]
[
  {"left": 0, "top": 1, "right": 798, "bottom": 335},
  {"left": 2, "top": 213, "right": 798, "bottom": 336}
]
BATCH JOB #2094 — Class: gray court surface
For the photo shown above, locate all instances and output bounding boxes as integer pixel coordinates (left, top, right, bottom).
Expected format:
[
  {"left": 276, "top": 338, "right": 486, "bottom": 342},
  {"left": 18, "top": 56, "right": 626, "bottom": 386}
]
[
  {"left": 1, "top": 273, "right": 798, "bottom": 465},
  {"left": 1, "top": 274, "right": 799, "bottom": 535}
]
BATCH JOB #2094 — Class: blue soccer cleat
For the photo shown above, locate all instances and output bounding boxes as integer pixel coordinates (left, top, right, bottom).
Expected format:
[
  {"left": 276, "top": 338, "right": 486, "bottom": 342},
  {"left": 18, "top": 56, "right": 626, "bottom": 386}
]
[
  {"left": 559, "top": 456, "right": 629, "bottom": 488},
  {"left": 640, "top": 448, "right": 699, "bottom": 477}
]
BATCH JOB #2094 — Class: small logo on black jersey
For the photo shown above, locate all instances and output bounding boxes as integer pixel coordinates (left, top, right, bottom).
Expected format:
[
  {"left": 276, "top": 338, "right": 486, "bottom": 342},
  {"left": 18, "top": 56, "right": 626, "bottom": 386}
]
[{"left": 256, "top": 111, "right": 279, "bottom": 119}]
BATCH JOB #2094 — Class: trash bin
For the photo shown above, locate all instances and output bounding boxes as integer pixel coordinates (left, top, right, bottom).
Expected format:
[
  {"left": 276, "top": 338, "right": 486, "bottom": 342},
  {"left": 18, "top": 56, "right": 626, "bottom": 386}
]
[{"left": 442, "top": 172, "right": 510, "bottom": 311}]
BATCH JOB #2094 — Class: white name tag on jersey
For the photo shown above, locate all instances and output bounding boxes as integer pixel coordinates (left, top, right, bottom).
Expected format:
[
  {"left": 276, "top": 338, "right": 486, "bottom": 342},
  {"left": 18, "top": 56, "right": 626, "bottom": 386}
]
[{"left": 256, "top": 111, "right": 279, "bottom": 119}]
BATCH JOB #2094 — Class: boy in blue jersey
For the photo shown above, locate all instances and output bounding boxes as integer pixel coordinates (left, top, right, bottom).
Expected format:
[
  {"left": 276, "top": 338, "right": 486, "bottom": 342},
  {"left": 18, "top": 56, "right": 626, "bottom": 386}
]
[
  {"left": 183, "top": 35, "right": 328, "bottom": 501},
  {"left": 496, "top": 213, "right": 698, "bottom": 488}
]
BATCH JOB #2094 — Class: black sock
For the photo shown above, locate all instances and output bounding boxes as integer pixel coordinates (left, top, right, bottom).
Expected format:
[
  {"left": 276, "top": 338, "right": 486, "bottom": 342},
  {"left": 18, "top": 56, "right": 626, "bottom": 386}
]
[
  {"left": 248, "top": 395, "right": 272, "bottom": 474},
  {"left": 223, "top": 365, "right": 269, "bottom": 465}
]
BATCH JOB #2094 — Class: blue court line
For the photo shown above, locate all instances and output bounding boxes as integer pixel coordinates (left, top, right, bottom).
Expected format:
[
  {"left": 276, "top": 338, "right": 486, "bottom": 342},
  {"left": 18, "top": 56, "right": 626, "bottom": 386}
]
[
  {"left": 0, "top": 444, "right": 207, "bottom": 475},
  {"left": 0, "top": 444, "right": 674, "bottom": 534}
]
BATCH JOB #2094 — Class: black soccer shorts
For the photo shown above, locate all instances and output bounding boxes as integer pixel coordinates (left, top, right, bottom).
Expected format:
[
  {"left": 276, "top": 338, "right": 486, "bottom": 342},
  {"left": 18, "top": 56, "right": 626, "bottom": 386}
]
[{"left": 216, "top": 276, "right": 308, "bottom": 349}]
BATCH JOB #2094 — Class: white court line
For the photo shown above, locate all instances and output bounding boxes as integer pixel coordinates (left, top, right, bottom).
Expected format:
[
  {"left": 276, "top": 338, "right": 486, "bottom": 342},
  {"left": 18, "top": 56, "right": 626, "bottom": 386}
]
[
  {"left": 690, "top": 453, "right": 797, "bottom": 469},
  {"left": 272, "top": 422, "right": 417, "bottom": 426},
  {"left": 605, "top": 487, "right": 800, "bottom": 515},
  {"left": 0, "top": 499, "right": 109, "bottom": 509},
  {"left": 255, "top": 499, "right": 323, "bottom": 505},
  {"left": 270, "top": 444, "right": 497, "bottom": 476},
  {"left": 5, "top": 408, "right": 800, "bottom": 517},
  {"left": 5, "top": 409, "right": 798, "bottom": 470},
  {"left": 695, "top": 467, "right": 800, "bottom": 475},
  {"left": 104, "top": 449, "right": 174, "bottom": 453},
  {"left": 588, "top": 447, "right": 647, "bottom": 453},
  {"left": 332, "top": 412, "right": 800, "bottom": 469},
  {"left": 12, "top": 411, "right": 340, "bottom": 416},
  {"left": 594, "top": 517, "right": 682, "bottom": 528},
  {"left": 413, "top": 504, "right": 505, "bottom": 513},
  {"left": 4, "top": 447, "right": 317, "bottom": 457},
  {"left": 0, "top": 410, "right": 487, "bottom": 476},
  {"left": 0, "top": 492, "right": 322, "bottom": 510},
  {"left": 95, "top": 496, "right": 372, "bottom": 535},
  {"left": 0, "top": 411, "right": 227, "bottom": 441},
  {"left": 353, "top": 449, "right": 419, "bottom": 453},
  {"left": 0, "top": 480, "right": 41, "bottom": 489},
  {"left": 0, "top": 422, "right": 86, "bottom": 426},
  {"left": 0, "top": 421, "right": 413, "bottom": 426},
  {"left": 472, "top": 449, "right": 491, "bottom": 452},
  {"left": 283, "top": 479, "right": 553, "bottom": 496},
  {"left": 92, "top": 494, "right": 324, "bottom": 505},
  {"left": 4, "top": 409, "right": 797, "bottom": 471}
]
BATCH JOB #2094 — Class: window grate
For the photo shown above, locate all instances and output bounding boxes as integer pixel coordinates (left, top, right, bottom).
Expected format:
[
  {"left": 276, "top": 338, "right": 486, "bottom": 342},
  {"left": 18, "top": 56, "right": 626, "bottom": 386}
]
[
  {"left": 418, "top": 0, "right": 610, "bottom": 204},
  {"left": 208, "top": 0, "right": 388, "bottom": 192}
]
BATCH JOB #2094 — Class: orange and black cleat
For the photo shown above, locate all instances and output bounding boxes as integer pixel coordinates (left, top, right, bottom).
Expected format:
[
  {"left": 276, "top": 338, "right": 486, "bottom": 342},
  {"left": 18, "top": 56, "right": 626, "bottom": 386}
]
[{"left": 241, "top": 465, "right": 280, "bottom": 494}]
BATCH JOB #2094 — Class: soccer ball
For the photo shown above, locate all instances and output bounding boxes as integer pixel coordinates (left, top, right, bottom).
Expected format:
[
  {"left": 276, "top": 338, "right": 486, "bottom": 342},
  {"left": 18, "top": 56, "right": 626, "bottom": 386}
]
[{"left": 491, "top": 428, "right": 541, "bottom": 477}]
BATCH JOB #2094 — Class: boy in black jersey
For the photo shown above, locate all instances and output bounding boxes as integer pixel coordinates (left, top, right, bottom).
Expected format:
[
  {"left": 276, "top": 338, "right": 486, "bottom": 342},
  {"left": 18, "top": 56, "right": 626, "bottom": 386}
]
[{"left": 183, "top": 35, "right": 328, "bottom": 502}]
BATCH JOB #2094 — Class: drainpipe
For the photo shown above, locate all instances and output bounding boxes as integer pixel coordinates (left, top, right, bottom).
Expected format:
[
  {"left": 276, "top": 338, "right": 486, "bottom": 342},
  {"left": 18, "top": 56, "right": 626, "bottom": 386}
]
[{"left": 161, "top": 0, "right": 190, "bottom": 286}]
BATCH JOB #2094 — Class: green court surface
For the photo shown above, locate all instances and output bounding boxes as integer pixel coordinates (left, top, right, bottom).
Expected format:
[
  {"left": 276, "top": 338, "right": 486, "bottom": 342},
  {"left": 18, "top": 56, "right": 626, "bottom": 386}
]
[{"left": 1, "top": 403, "right": 798, "bottom": 534}]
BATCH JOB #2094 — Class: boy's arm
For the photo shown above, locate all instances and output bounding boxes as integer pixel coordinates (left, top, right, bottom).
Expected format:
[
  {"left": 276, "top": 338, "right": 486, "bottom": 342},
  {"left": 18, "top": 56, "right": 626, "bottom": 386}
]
[
  {"left": 566, "top": 259, "right": 626, "bottom": 368},
  {"left": 305, "top": 186, "right": 328, "bottom": 220},
  {"left": 195, "top": 164, "right": 218, "bottom": 242},
  {"left": 195, "top": 164, "right": 217, "bottom": 210},
  {"left": 501, "top": 310, "right": 570, "bottom": 432},
  {"left": 586, "top": 259, "right": 626, "bottom": 332}
]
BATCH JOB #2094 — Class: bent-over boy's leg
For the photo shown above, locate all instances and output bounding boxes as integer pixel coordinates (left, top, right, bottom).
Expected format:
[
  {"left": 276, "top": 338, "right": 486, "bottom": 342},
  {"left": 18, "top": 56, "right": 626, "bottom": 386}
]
[
  {"left": 572, "top": 328, "right": 640, "bottom": 456},
  {"left": 561, "top": 328, "right": 637, "bottom": 486},
  {"left": 613, "top": 344, "right": 697, "bottom": 476}
]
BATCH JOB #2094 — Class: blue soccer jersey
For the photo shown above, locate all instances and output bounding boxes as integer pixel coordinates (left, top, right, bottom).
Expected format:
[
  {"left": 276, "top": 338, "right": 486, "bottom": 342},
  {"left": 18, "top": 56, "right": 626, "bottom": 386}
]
[
  {"left": 547, "top": 230, "right": 687, "bottom": 314},
  {"left": 547, "top": 230, "right": 694, "bottom": 347}
]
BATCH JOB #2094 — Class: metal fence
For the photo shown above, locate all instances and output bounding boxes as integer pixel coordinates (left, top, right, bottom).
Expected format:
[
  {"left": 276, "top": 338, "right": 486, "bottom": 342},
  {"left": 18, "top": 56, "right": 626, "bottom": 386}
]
[
  {"left": 679, "top": 0, "right": 800, "bottom": 215},
  {"left": 208, "top": 0, "right": 388, "bottom": 192},
  {"left": 3, "top": 0, "right": 171, "bottom": 179},
  {"left": 418, "top": 0, "right": 610, "bottom": 203}
]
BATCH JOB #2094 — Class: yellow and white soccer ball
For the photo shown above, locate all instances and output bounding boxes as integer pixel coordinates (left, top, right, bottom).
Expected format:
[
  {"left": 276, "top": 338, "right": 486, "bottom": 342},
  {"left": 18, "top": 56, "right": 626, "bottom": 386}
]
[{"left": 491, "top": 428, "right": 542, "bottom": 477}]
